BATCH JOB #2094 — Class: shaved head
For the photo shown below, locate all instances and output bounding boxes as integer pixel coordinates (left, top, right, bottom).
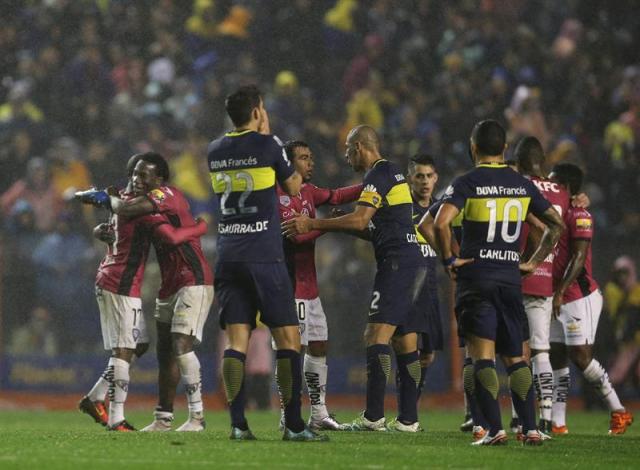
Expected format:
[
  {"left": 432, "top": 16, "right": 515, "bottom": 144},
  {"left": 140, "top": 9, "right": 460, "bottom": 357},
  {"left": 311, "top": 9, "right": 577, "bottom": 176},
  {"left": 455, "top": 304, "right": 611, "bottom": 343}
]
[{"left": 347, "top": 125, "right": 380, "bottom": 150}]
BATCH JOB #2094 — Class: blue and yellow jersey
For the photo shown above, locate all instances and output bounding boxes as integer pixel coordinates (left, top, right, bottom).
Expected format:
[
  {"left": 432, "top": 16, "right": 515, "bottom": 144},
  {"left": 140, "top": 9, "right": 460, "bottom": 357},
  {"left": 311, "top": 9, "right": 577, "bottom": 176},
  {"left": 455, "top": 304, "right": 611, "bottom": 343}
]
[
  {"left": 428, "top": 199, "right": 464, "bottom": 246},
  {"left": 207, "top": 130, "right": 294, "bottom": 263},
  {"left": 440, "top": 162, "right": 551, "bottom": 286},
  {"left": 357, "top": 159, "right": 421, "bottom": 264}
]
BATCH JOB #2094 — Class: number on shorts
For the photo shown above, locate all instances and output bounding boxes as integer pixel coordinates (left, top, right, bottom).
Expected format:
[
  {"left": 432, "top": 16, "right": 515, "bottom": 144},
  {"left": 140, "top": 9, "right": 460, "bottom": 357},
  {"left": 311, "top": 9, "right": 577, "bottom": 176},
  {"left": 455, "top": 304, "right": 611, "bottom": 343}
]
[
  {"left": 485, "top": 199, "right": 523, "bottom": 243},
  {"left": 215, "top": 171, "right": 258, "bottom": 215},
  {"left": 297, "top": 302, "right": 306, "bottom": 321},
  {"left": 370, "top": 291, "right": 381, "bottom": 311},
  {"left": 132, "top": 308, "right": 142, "bottom": 326}
]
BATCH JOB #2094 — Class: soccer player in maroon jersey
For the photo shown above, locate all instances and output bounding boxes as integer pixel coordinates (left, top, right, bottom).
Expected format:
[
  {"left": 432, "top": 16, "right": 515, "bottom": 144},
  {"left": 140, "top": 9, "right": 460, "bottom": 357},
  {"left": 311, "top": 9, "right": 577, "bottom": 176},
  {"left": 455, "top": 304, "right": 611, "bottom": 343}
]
[
  {"left": 106, "top": 153, "right": 214, "bottom": 432},
  {"left": 515, "top": 137, "right": 571, "bottom": 435},
  {"left": 549, "top": 163, "right": 633, "bottom": 435},
  {"left": 76, "top": 154, "right": 207, "bottom": 431},
  {"left": 278, "top": 140, "right": 362, "bottom": 430}
]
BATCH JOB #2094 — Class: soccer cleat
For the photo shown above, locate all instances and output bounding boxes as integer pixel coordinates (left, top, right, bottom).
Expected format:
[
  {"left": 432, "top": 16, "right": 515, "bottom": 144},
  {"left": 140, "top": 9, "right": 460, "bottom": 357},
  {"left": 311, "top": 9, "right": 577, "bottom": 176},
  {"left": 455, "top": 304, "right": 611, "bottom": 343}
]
[
  {"left": 78, "top": 396, "right": 108, "bottom": 426},
  {"left": 460, "top": 414, "right": 474, "bottom": 432},
  {"left": 538, "top": 418, "right": 552, "bottom": 434},
  {"left": 141, "top": 418, "right": 173, "bottom": 432},
  {"left": 471, "top": 429, "right": 508, "bottom": 446},
  {"left": 230, "top": 427, "right": 257, "bottom": 440},
  {"left": 309, "top": 414, "right": 352, "bottom": 431},
  {"left": 522, "top": 430, "right": 544, "bottom": 446},
  {"left": 282, "top": 426, "right": 329, "bottom": 442},
  {"left": 386, "top": 418, "right": 423, "bottom": 433},
  {"left": 74, "top": 188, "right": 111, "bottom": 208},
  {"left": 608, "top": 410, "right": 633, "bottom": 435},
  {"left": 349, "top": 411, "right": 387, "bottom": 431},
  {"left": 176, "top": 415, "right": 206, "bottom": 432},
  {"left": 509, "top": 417, "right": 520, "bottom": 434},
  {"left": 472, "top": 425, "right": 487, "bottom": 441},
  {"left": 108, "top": 420, "right": 136, "bottom": 432},
  {"left": 551, "top": 424, "right": 569, "bottom": 435}
]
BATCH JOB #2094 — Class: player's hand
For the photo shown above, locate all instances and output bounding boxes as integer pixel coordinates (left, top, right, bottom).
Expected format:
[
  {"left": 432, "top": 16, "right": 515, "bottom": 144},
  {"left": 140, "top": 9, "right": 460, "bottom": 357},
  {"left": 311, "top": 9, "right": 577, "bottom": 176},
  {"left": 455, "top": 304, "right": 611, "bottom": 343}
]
[
  {"left": 330, "top": 208, "right": 346, "bottom": 218},
  {"left": 571, "top": 192, "right": 590, "bottom": 208},
  {"left": 75, "top": 188, "right": 111, "bottom": 209},
  {"left": 552, "top": 291, "right": 564, "bottom": 318},
  {"left": 444, "top": 257, "right": 473, "bottom": 280},
  {"left": 281, "top": 213, "right": 312, "bottom": 237},
  {"left": 93, "top": 223, "right": 115, "bottom": 244}
]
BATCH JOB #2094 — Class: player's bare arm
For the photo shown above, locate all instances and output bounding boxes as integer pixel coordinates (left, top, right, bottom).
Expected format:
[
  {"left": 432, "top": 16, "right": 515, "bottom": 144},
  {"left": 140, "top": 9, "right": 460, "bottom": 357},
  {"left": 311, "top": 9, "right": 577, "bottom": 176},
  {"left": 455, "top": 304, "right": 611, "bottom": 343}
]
[
  {"left": 108, "top": 193, "right": 155, "bottom": 218},
  {"left": 433, "top": 203, "right": 473, "bottom": 279},
  {"left": 281, "top": 171, "right": 303, "bottom": 196},
  {"left": 417, "top": 212, "right": 438, "bottom": 252},
  {"left": 282, "top": 204, "right": 376, "bottom": 237},
  {"left": 519, "top": 206, "right": 565, "bottom": 275},
  {"left": 552, "top": 238, "right": 589, "bottom": 317}
]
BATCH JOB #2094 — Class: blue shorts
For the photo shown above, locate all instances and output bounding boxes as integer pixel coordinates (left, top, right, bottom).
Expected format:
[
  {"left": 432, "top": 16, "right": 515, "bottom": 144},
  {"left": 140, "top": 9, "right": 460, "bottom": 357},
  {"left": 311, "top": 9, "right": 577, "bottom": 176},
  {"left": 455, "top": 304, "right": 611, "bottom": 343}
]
[
  {"left": 455, "top": 280, "right": 527, "bottom": 357},
  {"left": 406, "top": 267, "right": 444, "bottom": 351},
  {"left": 214, "top": 261, "right": 297, "bottom": 330},
  {"left": 368, "top": 258, "right": 419, "bottom": 334}
]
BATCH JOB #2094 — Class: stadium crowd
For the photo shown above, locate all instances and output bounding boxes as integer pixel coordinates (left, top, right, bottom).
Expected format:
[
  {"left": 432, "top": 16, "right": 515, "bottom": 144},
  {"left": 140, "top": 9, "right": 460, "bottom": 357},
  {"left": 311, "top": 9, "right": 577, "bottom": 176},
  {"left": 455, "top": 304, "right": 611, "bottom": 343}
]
[{"left": 0, "top": 0, "right": 639, "bottom": 394}]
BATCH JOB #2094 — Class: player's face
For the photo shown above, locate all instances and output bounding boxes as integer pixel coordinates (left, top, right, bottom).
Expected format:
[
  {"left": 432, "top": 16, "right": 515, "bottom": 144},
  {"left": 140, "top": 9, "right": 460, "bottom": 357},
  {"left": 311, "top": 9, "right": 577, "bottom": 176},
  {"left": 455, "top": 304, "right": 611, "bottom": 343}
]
[
  {"left": 409, "top": 164, "right": 438, "bottom": 201},
  {"left": 132, "top": 161, "right": 162, "bottom": 195},
  {"left": 345, "top": 139, "right": 362, "bottom": 171},
  {"left": 292, "top": 146, "right": 314, "bottom": 182}
]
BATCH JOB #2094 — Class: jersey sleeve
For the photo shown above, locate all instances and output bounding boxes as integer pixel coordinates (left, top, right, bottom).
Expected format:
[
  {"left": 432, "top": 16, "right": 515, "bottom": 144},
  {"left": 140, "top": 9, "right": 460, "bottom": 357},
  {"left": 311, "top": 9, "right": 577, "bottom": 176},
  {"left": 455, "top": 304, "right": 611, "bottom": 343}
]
[
  {"left": 313, "top": 183, "right": 364, "bottom": 206},
  {"left": 357, "top": 166, "right": 393, "bottom": 209},
  {"left": 146, "top": 187, "right": 177, "bottom": 214},
  {"left": 440, "top": 176, "right": 468, "bottom": 210},
  {"left": 270, "top": 135, "right": 295, "bottom": 184},
  {"left": 525, "top": 180, "right": 552, "bottom": 217},
  {"left": 569, "top": 209, "right": 593, "bottom": 241}
]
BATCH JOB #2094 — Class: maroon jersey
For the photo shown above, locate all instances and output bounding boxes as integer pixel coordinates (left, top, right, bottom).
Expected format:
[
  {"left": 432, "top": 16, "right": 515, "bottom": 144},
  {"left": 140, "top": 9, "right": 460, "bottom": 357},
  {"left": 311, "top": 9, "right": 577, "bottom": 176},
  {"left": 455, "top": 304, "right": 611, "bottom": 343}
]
[
  {"left": 278, "top": 182, "right": 363, "bottom": 299},
  {"left": 520, "top": 176, "right": 571, "bottom": 297},
  {"left": 143, "top": 185, "right": 213, "bottom": 298},
  {"left": 553, "top": 206, "right": 598, "bottom": 303},
  {"left": 96, "top": 193, "right": 151, "bottom": 297}
]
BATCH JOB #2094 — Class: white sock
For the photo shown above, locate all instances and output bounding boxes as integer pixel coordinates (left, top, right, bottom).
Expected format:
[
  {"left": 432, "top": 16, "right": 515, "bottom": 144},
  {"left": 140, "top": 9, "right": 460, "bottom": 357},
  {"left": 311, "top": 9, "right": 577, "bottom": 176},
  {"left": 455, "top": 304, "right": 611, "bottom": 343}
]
[
  {"left": 176, "top": 351, "right": 203, "bottom": 416},
  {"left": 552, "top": 367, "right": 570, "bottom": 427},
  {"left": 511, "top": 401, "right": 518, "bottom": 420},
  {"left": 583, "top": 359, "right": 624, "bottom": 412},
  {"left": 304, "top": 354, "right": 328, "bottom": 419},
  {"left": 88, "top": 357, "right": 115, "bottom": 402},
  {"left": 532, "top": 353, "right": 554, "bottom": 421},
  {"left": 108, "top": 358, "right": 130, "bottom": 426}
]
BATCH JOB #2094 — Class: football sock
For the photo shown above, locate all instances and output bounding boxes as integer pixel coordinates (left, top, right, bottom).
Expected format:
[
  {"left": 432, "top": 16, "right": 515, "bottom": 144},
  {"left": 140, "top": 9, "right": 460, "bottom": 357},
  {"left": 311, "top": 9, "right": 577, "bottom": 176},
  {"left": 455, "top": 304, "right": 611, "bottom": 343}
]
[
  {"left": 396, "top": 351, "right": 421, "bottom": 424},
  {"left": 88, "top": 357, "right": 115, "bottom": 402},
  {"left": 583, "top": 359, "right": 624, "bottom": 411},
  {"left": 511, "top": 401, "right": 518, "bottom": 420},
  {"left": 552, "top": 367, "right": 570, "bottom": 427},
  {"left": 108, "top": 358, "right": 130, "bottom": 426},
  {"left": 176, "top": 351, "right": 203, "bottom": 416},
  {"left": 222, "top": 349, "right": 247, "bottom": 430},
  {"left": 276, "top": 349, "right": 305, "bottom": 433},
  {"left": 417, "top": 365, "right": 429, "bottom": 401},
  {"left": 474, "top": 359, "right": 502, "bottom": 435},
  {"left": 304, "top": 354, "right": 329, "bottom": 419},
  {"left": 463, "top": 357, "right": 488, "bottom": 428},
  {"left": 532, "top": 352, "right": 554, "bottom": 421},
  {"left": 507, "top": 361, "right": 536, "bottom": 433},
  {"left": 365, "top": 344, "right": 391, "bottom": 422}
]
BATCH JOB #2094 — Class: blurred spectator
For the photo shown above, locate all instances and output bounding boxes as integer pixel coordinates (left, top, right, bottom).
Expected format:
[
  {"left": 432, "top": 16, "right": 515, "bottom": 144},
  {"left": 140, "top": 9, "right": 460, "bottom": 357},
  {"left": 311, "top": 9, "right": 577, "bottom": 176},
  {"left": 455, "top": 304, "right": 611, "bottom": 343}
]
[{"left": 8, "top": 306, "right": 59, "bottom": 357}]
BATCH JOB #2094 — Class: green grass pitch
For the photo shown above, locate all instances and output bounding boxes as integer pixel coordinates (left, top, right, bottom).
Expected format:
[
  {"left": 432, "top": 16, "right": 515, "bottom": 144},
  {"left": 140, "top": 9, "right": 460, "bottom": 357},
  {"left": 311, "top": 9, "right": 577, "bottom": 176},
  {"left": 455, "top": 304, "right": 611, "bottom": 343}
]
[{"left": 0, "top": 409, "right": 637, "bottom": 469}]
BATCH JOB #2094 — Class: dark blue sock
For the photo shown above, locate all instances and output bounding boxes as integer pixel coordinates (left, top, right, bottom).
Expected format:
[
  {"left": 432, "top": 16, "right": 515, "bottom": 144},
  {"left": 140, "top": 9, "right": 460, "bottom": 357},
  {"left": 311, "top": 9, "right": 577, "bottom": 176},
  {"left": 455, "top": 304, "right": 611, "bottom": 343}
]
[
  {"left": 463, "top": 357, "right": 489, "bottom": 429},
  {"left": 222, "top": 349, "right": 247, "bottom": 430},
  {"left": 474, "top": 359, "right": 502, "bottom": 435},
  {"left": 396, "top": 351, "right": 420, "bottom": 424},
  {"left": 365, "top": 344, "right": 391, "bottom": 422},
  {"left": 276, "top": 349, "right": 305, "bottom": 433},
  {"left": 507, "top": 361, "right": 536, "bottom": 433}
]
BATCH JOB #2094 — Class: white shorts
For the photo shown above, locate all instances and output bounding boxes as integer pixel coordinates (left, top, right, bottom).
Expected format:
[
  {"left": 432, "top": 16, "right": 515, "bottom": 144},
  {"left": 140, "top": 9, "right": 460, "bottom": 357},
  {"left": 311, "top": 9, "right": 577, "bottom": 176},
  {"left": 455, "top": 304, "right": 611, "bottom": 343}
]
[
  {"left": 524, "top": 295, "right": 553, "bottom": 350},
  {"left": 96, "top": 286, "right": 149, "bottom": 350},
  {"left": 550, "top": 290, "right": 602, "bottom": 346},
  {"left": 296, "top": 297, "right": 328, "bottom": 346},
  {"left": 155, "top": 285, "right": 214, "bottom": 344}
]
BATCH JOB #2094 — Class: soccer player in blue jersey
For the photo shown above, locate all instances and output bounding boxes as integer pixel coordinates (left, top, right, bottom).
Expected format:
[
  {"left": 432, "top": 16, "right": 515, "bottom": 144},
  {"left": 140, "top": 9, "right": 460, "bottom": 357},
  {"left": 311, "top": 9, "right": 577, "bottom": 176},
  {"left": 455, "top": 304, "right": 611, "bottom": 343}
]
[
  {"left": 433, "top": 120, "right": 565, "bottom": 445},
  {"left": 207, "top": 85, "right": 327, "bottom": 442},
  {"left": 283, "top": 125, "right": 424, "bottom": 432}
]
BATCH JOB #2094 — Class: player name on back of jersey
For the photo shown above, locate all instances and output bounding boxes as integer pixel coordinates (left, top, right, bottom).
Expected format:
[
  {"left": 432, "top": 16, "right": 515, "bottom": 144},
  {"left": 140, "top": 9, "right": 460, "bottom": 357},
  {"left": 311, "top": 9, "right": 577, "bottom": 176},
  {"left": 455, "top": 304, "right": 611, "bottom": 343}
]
[
  {"left": 479, "top": 249, "right": 520, "bottom": 261},
  {"left": 218, "top": 220, "right": 270, "bottom": 234},
  {"left": 476, "top": 185, "right": 527, "bottom": 196},
  {"left": 210, "top": 156, "right": 258, "bottom": 170}
]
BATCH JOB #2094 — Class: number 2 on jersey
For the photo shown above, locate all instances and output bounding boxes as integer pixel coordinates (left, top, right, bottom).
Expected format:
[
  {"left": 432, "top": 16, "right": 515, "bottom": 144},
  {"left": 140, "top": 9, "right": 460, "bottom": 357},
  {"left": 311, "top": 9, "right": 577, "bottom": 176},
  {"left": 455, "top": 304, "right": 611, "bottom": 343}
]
[
  {"left": 485, "top": 199, "right": 523, "bottom": 243},
  {"left": 215, "top": 171, "right": 258, "bottom": 215}
]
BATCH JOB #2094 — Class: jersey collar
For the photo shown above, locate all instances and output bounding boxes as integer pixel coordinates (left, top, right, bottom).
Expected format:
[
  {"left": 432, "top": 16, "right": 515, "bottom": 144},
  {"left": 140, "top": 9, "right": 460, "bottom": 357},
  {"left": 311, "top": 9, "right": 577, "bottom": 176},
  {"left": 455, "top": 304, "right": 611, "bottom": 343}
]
[
  {"left": 225, "top": 129, "right": 253, "bottom": 137},
  {"left": 476, "top": 162, "right": 507, "bottom": 168}
]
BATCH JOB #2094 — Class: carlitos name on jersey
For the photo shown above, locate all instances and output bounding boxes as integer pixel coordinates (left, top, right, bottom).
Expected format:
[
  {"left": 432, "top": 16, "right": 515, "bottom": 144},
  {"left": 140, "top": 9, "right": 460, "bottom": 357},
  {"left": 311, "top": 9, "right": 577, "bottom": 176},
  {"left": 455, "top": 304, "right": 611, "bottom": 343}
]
[
  {"left": 218, "top": 220, "right": 269, "bottom": 234},
  {"left": 479, "top": 249, "right": 520, "bottom": 261}
]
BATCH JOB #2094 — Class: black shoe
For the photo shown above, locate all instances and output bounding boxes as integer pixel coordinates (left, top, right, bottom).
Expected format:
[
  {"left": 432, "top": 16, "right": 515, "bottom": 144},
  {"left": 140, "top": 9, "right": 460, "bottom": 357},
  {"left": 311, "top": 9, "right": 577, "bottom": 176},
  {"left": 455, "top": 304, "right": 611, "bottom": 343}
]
[{"left": 460, "top": 414, "right": 474, "bottom": 432}]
